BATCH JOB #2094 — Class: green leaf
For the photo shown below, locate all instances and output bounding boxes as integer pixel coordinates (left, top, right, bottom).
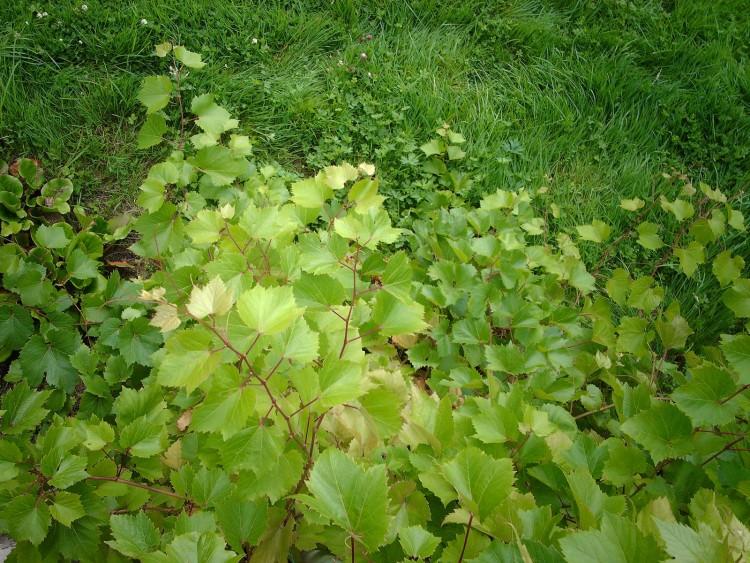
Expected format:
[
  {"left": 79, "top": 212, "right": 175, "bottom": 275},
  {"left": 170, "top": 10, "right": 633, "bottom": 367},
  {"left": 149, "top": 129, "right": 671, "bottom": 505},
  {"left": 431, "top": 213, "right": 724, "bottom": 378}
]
[
  {"left": 48, "top": 454, "right": 88, "bottom": 489},
  {"left": 68, "top": 248, "right": 100, "bottom": 280},
  {"left": 620, "top": 403, "right": 694, "bottom": 464},
  {"left": 5, "top": 495, "right": 51, "bottom": 545},
  {"left": 323, "top": 163, "right": 359, "bottom": 190},
  {"left": 155, "top": 41, "right": 172, "bottom": 57},
  {"left": 654, "top": 315, "right": 693, "bottom": 350},
  {"left": 674, "top": 241, "right": 704, "bottom": 277},
  {"left": 119, "top": 417, "right": 165, "bottom": 457},
  {"left": 347, "top": 177, "right": 384, "bottom": 209},
  {"left": 420, "top": 138, "right": 444, "bottom": 156},
  {"left": 186, "top": 277, "right": 233, "bottom": 319},
  {"left": 0, "top": 305, "right": 34, "bottom": 349},
  {"left": 50, "top": 491, "right": 85, "bottom": 527},
  {"left": 381, "top": 251, "right": 412, "bottom": 302},
  {"left": 85, "top": 420, "right": 115, "bottom": 450},
  {"left": 297, "top": 449, "right": 389, "bottom": 551},
  {"left": 576, "top": 220, "right": 611, "bottom": 243},
  {"left": 671, "top": 364, "right": 740, "bottom": 426},
  {"left": 442, "top": 447, "right": 515, "bottom": 521},
  {"left": 334, "top": 207, "right": 402, "bottom": 249},
  {"left": 216, "top": 500, "right": 268, "bottom": 553},
  {"left": 163, "top": 531, "right": 236, "bottom": 563},
  {"left": 130, "top": 202, "right": 184, "bottom": 258},
  {"left": 137, "top": 75, "right": 173, "bottom": 113},
  {"left": 660, "top": 196, "right": 694, "bottom": 221},
  {"left": 193, "top": 146, "right": 246, "bottom": 186},
  {"left": 0, "top": 381, "right": 50, "bottom": 433},
  {"left": 605, "top": 268, "right": 631, "bottom": 306},
  {"left": 271, "top": 317, "right": 319, "bottom": 363},
  {"left": 191, "top": 365, "right": 255, "bottom": 438},
  {"left": 192, "top": 94, "right": 238, "bottom": 134},
  {"left": 236, "top": 285, "right": 304, "bottom": 335},
  {"left": 721, "top": 334, "right": 750, "bottom": 383},
  {"left": 290, "top": 175, "right": 333, "bottom": 209},
  {"left": 727, "top": 206, "right": 745, "bottom": 231},
  {"left": 559, "top": 514, "right": 662, "bottom": 563},
  {"left": 602, "top": 441, "right": 647, "bottom": 487},
  {"left": 399, "top": 525, "right": 441, "bottom": 559},
  {"left": 636, "top": 222, "right": 664, "bottom": 250},
  {"left": 319, "top": 357, "right": 363, "bottom": 408},
  {"left": 174, "top": 46, "right": 206, "bottom": 68},
  {"left": 620, "top": 198, "right": 645, "bottom": 211},
  {"left": 157, "top": 327, "right": 222, "bottom": 392},
  {"left": 722, "top": 279, "right": 750, "bottom": 317},
  {"left": 616, "top": 317, "right": 652, "bottom": 357},
  {"left": 20, "top": 329, "right": 81, "bottom": 392},
  {"left": 655, "top": 520, "right": 732, "bottom": 562},
  {"left": 137, "top": 114, "right": 167, "bottom": 149},
  {"left": 292, "top": 273, "right": 346, "bottom": 310},
  {"left": 371, "top": 292, "right": 427, "bottom": 337},
  {"left": 119, "top": 318, "right": 162, "bottom": 366},
  {"left": 712, "top": 250, "right": 744, "bottom": 287},
  {"left": 486, "top": 343, "right": 526, "bottom": 375},
  {"left": 34, "top": 224, "right": 70, "bottom": 249},
  {"left": 107, "top": 511, "right": 161, "bottom": 558}
]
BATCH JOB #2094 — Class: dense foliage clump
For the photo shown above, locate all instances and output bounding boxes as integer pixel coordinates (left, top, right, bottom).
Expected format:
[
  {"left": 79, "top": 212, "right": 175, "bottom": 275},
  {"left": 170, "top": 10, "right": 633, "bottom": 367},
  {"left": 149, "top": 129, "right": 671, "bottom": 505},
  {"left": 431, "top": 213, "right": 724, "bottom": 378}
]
[{"left": 0, "top": 45, "right": 748, "bottom": 562}]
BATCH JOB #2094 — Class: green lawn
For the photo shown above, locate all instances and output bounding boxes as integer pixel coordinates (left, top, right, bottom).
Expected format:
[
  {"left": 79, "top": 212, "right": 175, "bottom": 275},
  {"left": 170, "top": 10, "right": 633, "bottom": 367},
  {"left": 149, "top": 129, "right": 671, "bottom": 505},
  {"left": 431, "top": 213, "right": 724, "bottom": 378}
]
[{"left": 2, "top": 1, "right": 749, "bottom": 315}]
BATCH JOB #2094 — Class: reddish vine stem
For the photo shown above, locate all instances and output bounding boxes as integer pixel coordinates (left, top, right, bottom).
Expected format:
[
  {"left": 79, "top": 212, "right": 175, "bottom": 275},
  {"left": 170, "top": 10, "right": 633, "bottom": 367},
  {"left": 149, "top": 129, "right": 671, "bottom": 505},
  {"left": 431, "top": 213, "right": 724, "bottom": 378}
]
[
  {"left": 88, "top": 476, "right": 186, "bottom": 500},
  {"left": 339, "top": 244, "right": 361, "bottom": 359},
  {"left": 700, "top": 437, "right": 746, "bottom": 467},
  {"left": 574, "top": 403, "right": 615, "bottom": 420},
  {"left": 457, "top": 512, "right": 474, "bottom": 563},
  {"left": 720, "top": 383, "right": 750, "bottom": 405}
]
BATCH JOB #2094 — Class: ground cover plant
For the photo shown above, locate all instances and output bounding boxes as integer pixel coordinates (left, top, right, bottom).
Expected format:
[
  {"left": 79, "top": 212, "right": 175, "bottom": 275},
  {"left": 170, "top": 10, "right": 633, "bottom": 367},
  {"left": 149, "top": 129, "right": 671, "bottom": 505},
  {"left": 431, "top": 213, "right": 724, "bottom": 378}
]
[{"left": 0, "top": 46, "right": 749, "bottom": 561}]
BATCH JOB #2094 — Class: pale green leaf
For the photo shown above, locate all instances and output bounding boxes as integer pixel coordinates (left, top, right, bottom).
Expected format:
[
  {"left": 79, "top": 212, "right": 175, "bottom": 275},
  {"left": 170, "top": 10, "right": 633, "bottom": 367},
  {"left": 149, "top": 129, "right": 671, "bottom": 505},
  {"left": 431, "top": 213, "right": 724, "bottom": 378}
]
[
  {"left": 137, "top": 75, "right": 172, "bottom": 113},
  {"left": 137, "top": 114, "right": 167, "bottom": 149},
  {"left": 187, "top": 277, "right": 233, "bottom": 319},
  {"left": 173, "top": 46, "right": 206, "bottom": 68},
  {"left": 371, "top": 291, "right": 427, "bottom": 337},
  {"left": 620, "top": 403, "right": 694, "bottom": 464},
  {"left": 674, "top": 241, "right": 704, "bottom": 277},
  {"left": 297, "top": 449, "right": 389, "bottom": 551},
  {"left": 442, "top": 447, "right": 514, "bottom": 521},
  {"left": 236, "top": 285, "right": 304, "bottom": 335},
  {"left": 713, "top": 250, "right": 744, "bottom": 287},
  {"left": 672, "top": 363, "right": 740, "bottom": 426},
  {"left": 576, "top": 220, "right": 611, "bottom": 243},
  {"left": 722, "top": 279, "right": 750, "bottom": 317},
  {"left": 157, "top": 327, "right": 222, "bottom": 392},
  {"left": 636, "top": 222, "right": 664, "bottom": 250}
]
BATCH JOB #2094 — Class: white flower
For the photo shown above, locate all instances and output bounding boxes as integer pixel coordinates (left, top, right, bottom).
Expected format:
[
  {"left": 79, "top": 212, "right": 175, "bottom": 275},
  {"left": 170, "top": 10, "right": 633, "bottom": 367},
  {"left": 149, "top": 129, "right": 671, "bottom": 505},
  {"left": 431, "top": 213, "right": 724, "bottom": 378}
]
[
  {"left": 360, "top": 52, "right": 367, "bottom": 60},
  {"left": 81, "top": 4, "right": 88, "bottom": 11},
  {"left": 36, "top": 12, "right": 43, "bottom": 18},
  {"left": 140, "top": 18, "right": 148, "bottom": 25},
  {"left": 251, "top": 37, "right": 258, "bottom": 44},
  {"left": 367, "top": 72, "right": 372, "bottom": 78},
  {"left": 42, "top": 12, "right": 48, "bottom": 17},
  {"left": 337, "top": 60, "right": 344, "bottom": 66},
  {"left": 78, "top": 40, "right": 83, "bottom": 44}
]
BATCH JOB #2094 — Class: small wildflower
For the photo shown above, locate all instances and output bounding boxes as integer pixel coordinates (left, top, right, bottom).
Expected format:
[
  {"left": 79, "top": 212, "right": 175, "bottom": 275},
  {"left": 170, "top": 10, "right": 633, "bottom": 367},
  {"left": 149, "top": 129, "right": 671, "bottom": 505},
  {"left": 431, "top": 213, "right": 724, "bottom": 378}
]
[
  {"left": 81, "top": 4, "right": 88, "bottom": 11},
  {"left": 366, "top": 34, "right": 373, "bottom": 40},
  {"left": 251, "top": 37, "right": 258, "bottom": 44},
  {"left": 42, "top": 12, "right": 48, "bottom": 17},
  {"left": 359, "top": 36, "right": 365, "bottom": 42},
  {"left": 367, "top": 72, "right": 372, "bottom": 78},
  {"left": 140, "top": 18, "right": 148, "bottom": 25},
  {"left": 78, "top": 40, "right": 83, "bottom": 44},
  {"left": 360, "top": 52, "right": 367, "bottom": 60},
  {"left": 36, "top": 12, "right": 43, "bottom": 18},
  {"left": 348, "top": 66, "right": 355, "bottom": 73},
  {"left": 337, "top": 60, "right": 344, "bottom": 66}
]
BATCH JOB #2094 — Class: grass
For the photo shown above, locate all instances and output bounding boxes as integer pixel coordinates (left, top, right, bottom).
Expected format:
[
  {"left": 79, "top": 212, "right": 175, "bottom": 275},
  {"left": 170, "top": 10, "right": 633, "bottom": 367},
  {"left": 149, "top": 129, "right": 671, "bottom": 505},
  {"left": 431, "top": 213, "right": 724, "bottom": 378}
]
[{"left": 1, "top": 0, "right": 749, "bottom": 339}]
